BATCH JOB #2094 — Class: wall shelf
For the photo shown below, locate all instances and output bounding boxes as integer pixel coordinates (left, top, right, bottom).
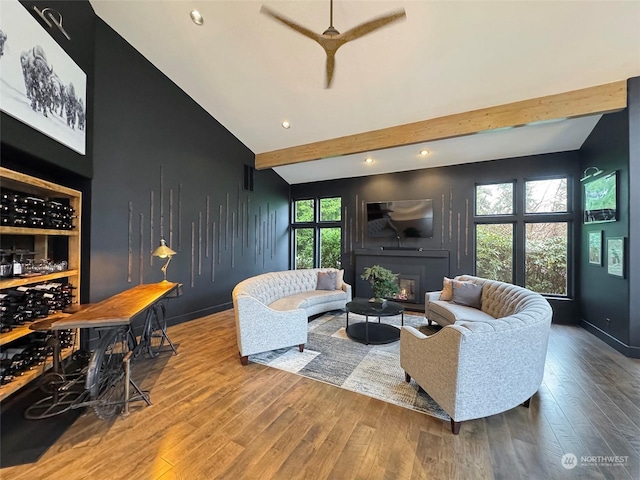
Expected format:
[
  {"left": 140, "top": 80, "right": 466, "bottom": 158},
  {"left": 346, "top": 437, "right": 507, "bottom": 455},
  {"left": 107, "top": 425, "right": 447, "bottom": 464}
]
[
  {"left": 0, "top": 270, "right": 79, "bottom": 290},
  {"left": 0, "top": 345, "right": 76, "bottom": 402},
  {"left": 0, "top": 226, "right": 79, "bottom": 236},
  {"left": 0, "top": 312, "right": 72, "bottom": 347},
  {"left": 0, "top": 166, "right": 82, "bottom": 402}
]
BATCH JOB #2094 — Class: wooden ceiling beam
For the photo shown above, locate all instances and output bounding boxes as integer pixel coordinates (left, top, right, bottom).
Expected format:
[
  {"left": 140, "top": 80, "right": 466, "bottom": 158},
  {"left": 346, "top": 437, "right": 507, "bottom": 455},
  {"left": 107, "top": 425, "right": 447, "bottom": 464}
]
[{"left": 254, "top": 80, "right": 627, "bottom": 170}]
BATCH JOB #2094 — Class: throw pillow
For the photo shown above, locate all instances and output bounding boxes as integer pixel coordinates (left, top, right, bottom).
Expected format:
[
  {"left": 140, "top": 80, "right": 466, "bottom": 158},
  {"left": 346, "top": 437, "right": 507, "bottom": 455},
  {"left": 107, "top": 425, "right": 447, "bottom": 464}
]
[
  {"left": 317, "top": 271, "right": 337, "bottom": 290},
  {"left": 440, "top": 277, "right": 454, "bottom": 301},
  {"left": 336, "top": 269, "right": 345, "bottom": 290},
  {"left": 452, "top": 282, "right": 483, "bottom": 309}
]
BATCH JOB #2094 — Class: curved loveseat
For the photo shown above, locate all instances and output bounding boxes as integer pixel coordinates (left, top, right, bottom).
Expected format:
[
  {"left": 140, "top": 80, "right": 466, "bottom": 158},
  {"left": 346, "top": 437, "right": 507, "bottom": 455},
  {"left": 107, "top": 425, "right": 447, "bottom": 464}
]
[
  {"left": 232, "top": 268, "right": 352, "bottom": 365},
  {"left": 400, "top": 275, "right": 552, "bottom": 434}
]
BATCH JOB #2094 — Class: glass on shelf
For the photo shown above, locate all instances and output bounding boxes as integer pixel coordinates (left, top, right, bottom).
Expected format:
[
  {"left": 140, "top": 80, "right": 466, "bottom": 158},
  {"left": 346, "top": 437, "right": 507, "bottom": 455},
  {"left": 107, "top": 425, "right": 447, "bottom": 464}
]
[
  {"left": 26, "top": 259, "right": 69, "bottom": 275},
  {"left": 56, "top": 261, "right": 68, "bottom": 272},
  {"left": 33, "top": 260, "right": 50, "bottom": 274},
  {"left": 0, "top": 254, "right": 12, "bottom": 278},
  {"left": 22, "top": 259, "right": 34, "bottom": 275}
]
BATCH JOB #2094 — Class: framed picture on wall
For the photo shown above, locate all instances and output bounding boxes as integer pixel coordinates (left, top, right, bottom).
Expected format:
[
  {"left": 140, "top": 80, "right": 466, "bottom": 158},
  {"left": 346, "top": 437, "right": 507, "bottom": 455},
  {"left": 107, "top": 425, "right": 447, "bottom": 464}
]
[
  {"left": 588, "top": 230, "right": 602, "bottom": 266},
  {"left": 583, "top": 171, "right": 617, "bottom": 223},
  {"left": 607, "top": 237, "right": 625, "bottom": 278},
  {"left": 0, "top": 0, "right": 86, "bottom": 155}
]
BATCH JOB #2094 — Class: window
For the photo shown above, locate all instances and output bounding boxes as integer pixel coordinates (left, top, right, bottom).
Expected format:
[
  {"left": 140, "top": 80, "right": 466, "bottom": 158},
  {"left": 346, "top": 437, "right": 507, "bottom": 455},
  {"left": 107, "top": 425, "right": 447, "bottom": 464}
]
[
  {"left": 475, "top": 223, "right": 514, "bottom": 283},
  {"left": 525, "top": 222, "right": 567, "bottom": 295},
  {"left": 524, "top": 178, "right": 569, "bottom": 295},
  {"left": 525, "top": 178, "right": 567, "bottom": 213},
  {"left": 476, "top": 183, "right": 514, "bottom": 216},
  {"left": 320, "top": 198, "right": 341, "bottom": 222},
  {"left": 292, "top": 197, "right": 342, "bottom": 269},
  {"left": 475, "top": 178, "right": 571, "bottom": 296},
  {"left": 320, "top": 227, "right": 341, "bottom": 268},
  {"left": 475, "top": 182, "right": 515, "bottom": 283},
  {"left": 295, "top": 199, "right": 314, "bottom": 222},
  {"left": 294, "top": 228, "right": 314, "bottom": 269}
]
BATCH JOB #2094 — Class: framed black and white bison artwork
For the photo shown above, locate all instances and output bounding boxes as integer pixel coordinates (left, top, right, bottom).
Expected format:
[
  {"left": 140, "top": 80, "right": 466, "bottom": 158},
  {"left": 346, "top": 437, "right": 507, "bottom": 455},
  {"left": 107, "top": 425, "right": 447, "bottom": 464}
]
[{"left": 0, "top": 0, "right": 86, "bottom": 155}]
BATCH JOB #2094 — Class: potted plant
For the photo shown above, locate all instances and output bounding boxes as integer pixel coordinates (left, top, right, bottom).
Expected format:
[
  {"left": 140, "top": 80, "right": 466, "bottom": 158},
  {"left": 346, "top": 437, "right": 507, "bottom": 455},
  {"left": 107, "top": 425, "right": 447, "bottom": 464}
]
[{"left": 361, "top": 265, "right": 400, "bottom": 305}]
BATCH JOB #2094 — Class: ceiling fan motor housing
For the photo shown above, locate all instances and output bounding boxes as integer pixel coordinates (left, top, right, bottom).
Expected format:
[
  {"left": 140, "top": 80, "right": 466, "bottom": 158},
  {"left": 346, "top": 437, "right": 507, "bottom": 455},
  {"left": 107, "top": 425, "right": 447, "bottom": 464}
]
[{"left": 322, "top": 26, "right": 340, "bottom": 36}]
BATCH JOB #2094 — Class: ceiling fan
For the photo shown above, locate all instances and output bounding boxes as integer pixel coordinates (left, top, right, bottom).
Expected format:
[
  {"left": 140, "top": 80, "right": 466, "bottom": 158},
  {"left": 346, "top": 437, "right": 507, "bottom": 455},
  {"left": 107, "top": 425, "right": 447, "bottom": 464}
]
[{"left": 261, "top": 1, "right": 406, "bottom": 88}]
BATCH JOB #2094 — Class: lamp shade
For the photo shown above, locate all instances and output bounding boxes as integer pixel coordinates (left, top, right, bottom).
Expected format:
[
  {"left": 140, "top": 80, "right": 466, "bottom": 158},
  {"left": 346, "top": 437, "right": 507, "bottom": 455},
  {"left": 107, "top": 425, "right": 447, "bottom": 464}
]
[{"left": 152, "top": 238, "right": 176, "bottom": 258}]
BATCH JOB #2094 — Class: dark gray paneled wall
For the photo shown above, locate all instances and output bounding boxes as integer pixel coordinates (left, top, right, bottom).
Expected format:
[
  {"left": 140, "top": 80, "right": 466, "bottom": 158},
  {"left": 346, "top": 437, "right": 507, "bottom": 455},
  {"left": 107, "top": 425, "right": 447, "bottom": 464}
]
[
  {"left": 2, "top": 1, "right": 290, "bottom": 325},
  {"left": 91, "top": 19, "right": 289, "bottom": 323},
  {"left": 292, "top": 152, "right": 582, "bottom": 322},
  {"left": 579, "top": 111, "right": 631, "bottom": 350},
  {"left": 578, "top": 79, "right": 638, "bottom": 358}
]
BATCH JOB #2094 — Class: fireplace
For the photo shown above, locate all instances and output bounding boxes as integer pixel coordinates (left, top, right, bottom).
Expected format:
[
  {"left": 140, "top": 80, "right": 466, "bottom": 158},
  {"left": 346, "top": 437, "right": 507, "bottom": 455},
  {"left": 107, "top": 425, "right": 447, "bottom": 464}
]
[
  {"left": 354, "top": 248, "right": 450, "bottom": 310},
  {"left": 392, "top": 274, "right": 420, "bottom": 303}
]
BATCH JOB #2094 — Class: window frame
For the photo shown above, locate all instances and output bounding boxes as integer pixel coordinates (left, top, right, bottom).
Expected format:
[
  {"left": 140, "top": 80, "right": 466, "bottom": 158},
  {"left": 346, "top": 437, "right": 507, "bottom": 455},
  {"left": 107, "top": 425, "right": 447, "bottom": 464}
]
[
  {"left": 474, "top": 175, "right": 574, "bottom": 298},
  {"left": 291, "top": 196, "right": 342, "bottom": 269},
  {"left": 524, "top": 177, "right": 569, "bottom": 215},
  {"left": 474, "top": 181, "right": 516, "bottom": 217}
]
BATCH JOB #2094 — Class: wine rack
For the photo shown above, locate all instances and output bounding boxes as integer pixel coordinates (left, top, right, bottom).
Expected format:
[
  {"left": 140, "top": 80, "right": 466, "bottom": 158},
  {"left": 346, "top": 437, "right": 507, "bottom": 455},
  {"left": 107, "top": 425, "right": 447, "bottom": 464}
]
[{"left": 0, "top": 167, "right": 81, "bottom": 401}]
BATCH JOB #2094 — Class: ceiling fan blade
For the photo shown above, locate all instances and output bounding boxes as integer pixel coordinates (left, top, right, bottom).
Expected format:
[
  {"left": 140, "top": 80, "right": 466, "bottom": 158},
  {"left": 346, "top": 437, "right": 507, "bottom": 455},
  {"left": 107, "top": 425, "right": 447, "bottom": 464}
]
[
  {"left": 261, "top": 4, "right": 406, "bottom": 89},
  {"left": 325, "top": 52, "right": 336, "bottom": 89},
  {"left": 341, "top": 9, "right": 406, "bottom": 43},
  {"left": 260, "top": 6, "right": 322, "bottom": 44}
]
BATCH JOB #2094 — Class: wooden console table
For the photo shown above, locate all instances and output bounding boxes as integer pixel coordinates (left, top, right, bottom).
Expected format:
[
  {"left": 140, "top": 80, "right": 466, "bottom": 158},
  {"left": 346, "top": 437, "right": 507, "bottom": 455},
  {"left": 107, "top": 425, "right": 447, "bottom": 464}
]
[
  {"left": 51, "top": 282, "right": 182, "bottom": 330},
  {"left": 23, "top": 282, "right": 183, "bottom": 420}
]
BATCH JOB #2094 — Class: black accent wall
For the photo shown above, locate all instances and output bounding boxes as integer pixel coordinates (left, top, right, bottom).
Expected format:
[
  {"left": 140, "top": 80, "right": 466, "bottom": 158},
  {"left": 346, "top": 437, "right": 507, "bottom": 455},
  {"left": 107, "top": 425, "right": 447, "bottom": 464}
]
[
  {"left": 578, "top": 111, "right": 630, "bottom": 344},
  {"left": 291, "top": 151, "right": 582, "bottom": 323},
  {"left": 90, "top": 19, "right": 289, "bottom": 322},
  {"left": 579, "top": 77, "right": 639, "bottom": 358},
  {"left": 2, "top": 2, "right": 290, "bottom": 326}
]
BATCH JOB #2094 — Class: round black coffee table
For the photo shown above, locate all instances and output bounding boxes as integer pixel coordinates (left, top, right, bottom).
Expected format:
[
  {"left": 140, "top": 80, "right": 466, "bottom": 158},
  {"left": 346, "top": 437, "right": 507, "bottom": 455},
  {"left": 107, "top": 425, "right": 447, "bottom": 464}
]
[{"left": 345, "top": 298, "right": 404, "bottom": 345}]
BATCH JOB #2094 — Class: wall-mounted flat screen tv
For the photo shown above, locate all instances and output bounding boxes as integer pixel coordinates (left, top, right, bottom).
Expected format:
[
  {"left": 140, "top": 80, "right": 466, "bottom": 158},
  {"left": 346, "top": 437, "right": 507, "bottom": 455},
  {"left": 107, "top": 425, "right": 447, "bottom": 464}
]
[
  {"left": 583, "top": 171, "right": 617, "bottom": 223},
  {"left": 366, "top": 199, "right": 433, "bottom": 240}
]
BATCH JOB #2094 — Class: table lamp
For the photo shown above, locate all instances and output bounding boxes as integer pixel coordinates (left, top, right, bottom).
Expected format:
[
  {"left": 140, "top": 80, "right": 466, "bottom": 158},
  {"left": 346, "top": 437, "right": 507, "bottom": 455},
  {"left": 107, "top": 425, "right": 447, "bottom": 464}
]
[{"left": 151, "top": 237, "right": 176, "bottom": 282}]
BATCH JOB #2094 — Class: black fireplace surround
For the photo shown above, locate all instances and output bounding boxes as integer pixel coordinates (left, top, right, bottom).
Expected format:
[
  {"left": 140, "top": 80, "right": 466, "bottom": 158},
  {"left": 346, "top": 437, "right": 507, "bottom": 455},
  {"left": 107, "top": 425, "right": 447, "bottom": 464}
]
[{"left": 354, "top": 249, "right": 450, "bottom": 311}]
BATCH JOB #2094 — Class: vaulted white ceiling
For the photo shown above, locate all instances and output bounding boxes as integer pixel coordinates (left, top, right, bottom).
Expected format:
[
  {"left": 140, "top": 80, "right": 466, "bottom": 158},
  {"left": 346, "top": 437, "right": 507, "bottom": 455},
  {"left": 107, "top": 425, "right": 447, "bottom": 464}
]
[{"left": 89, "top": 1, "right": 640, "bottom": 184}]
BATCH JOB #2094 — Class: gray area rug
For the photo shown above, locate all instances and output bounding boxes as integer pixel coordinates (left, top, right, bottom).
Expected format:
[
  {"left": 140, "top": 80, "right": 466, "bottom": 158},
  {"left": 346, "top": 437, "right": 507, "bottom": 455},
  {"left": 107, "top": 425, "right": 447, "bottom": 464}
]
[{"left": 251, "top": 311, "right": 449, "bottom": 421}]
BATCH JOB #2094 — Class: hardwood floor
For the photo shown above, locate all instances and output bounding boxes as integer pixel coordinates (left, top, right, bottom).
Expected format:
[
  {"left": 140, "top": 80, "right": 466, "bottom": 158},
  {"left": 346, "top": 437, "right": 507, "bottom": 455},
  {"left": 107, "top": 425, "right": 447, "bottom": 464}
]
[{"left": 2, "top": 310, "right": 639, "bottom": 480}]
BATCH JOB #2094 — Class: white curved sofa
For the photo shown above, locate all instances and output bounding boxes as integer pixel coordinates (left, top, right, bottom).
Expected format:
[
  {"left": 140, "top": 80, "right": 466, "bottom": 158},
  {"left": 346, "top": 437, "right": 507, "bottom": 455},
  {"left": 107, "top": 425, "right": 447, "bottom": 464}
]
[
  {"left": 232, "top": 268, "right": 352, "bottom": 365},
  {"left": 400, "top": 275, "right": 552, "bottom": 434}
]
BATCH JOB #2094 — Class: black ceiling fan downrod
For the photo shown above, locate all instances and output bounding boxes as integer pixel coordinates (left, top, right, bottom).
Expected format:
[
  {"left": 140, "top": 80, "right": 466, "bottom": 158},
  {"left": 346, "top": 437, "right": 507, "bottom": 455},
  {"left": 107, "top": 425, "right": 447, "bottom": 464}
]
[{"left": 323, "top": 0, "right": 340, "bottom": 36}]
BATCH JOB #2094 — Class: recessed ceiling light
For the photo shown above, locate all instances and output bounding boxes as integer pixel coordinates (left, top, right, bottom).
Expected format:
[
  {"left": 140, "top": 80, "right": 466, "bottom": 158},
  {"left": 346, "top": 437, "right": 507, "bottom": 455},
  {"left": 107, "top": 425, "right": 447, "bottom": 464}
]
[
  {"left": 190, "top": 10, "right": 204, "bottom": 25},
  {"left": 364, "top": 157, "right": 373, "bottom": 164},
  {"left": 281, "top": 121, "right": 290, "bottom": 129},
  {"left": 419, "top": 149, "right": 429, "bottom": 157}
]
